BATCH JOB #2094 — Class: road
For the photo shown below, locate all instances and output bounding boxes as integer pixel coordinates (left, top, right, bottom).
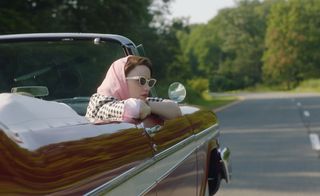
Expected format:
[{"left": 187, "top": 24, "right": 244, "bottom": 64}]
[{"left": 215, "top": 92, "right": 320, "bottom": 196}]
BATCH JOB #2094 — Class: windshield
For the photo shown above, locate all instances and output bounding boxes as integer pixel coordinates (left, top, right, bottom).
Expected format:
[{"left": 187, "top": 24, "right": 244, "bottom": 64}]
[
  {"left": 0, "top": 39, "right": 125, "bottom": 100},
  {"left": 0, "top": 38, "right": 128, "bottom": 115}
]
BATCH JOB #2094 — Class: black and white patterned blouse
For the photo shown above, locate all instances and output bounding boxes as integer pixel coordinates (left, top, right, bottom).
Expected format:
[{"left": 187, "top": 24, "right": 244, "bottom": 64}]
[{"left": 85, "top": 93, "right": 163, "bottom": 122}]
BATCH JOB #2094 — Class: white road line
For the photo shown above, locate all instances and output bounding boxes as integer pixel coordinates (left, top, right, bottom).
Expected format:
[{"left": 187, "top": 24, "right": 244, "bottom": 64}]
[
  {"left": 309, "top": 133, "right": 320, "bottom": 151},
  {"left": 303, "top": 110, "right": 310, "bottom": 117}
]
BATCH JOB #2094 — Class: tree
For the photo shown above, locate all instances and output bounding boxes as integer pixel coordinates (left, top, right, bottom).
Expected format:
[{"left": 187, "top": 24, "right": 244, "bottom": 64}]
[
  {"left": 0, "top": 0, "right": 163, "bottom": 39},
  {"left": 175, "top": 0, "right": 271, "bottom": 91},
  {"left": 215, "top": 0, "right": 272, "bottom": 90},
  {"left": 263, "top": 0, "right": 320, "bottom": 89}
]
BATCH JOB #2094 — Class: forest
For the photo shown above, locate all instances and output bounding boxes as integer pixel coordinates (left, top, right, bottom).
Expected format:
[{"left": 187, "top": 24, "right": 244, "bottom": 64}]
[{"left": 1, "top": 0, "right": 320, "bottom": 93}]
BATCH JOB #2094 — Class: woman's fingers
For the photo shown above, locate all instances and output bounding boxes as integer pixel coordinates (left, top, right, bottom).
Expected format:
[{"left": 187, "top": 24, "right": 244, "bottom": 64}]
[{"left": 139, "top": 101, "right": 151, "bottom": 119}]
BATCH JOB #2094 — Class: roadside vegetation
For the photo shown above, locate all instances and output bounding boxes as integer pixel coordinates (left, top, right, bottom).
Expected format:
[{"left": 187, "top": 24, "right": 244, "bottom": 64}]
[
  {"left": 191, "top": 91, "right": 238, "bottom": 110},
  {"left": 293, "top": 79, "right": 320, "bottom": 93},
  {"left": 184, "top": 78, "right": 320, "bottom": 110},
  {"left": 201, "top": 79, "right": 320, "bottom": 110},
  {"left": 184, "top": 79, "right": 238, "bottom": 110},
  {"left": 241, "top": 79, "right": 320, "bottom": 93}
]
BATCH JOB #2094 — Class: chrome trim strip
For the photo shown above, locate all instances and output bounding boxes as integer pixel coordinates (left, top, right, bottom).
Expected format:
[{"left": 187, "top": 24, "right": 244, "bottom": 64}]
[
  {"left": 85, "top": 123, "right": 219, "bottom": 196},
  {"left": 139, "top": 139, "right": 197, "bottom": 196},
  {"left": 84, "top": 159, "right": 155, "bottom": 196},
  {"left": 0, "top": 33, "right": 135, "bottom": 46},
  {"left": 153, "top": 135, "right": 195, "bottom": 161},
  {"left": 153, "top": 138, "right": 196, "bottom": 179},
  {"left": 195, "top": 124, "right": 219, "bottom": 144}
]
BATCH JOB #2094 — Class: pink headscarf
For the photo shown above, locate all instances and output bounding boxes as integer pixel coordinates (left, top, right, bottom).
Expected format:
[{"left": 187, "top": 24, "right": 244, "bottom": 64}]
[
  {"left": 96, "top": 55, "right": 146, "bottom": 124},
  {"left": 97, "top": 56, "right": 131, "bottom": 99}
]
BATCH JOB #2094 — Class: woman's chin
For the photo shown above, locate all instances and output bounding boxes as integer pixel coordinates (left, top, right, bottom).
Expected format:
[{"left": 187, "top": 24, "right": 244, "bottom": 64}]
[{"left": 139, "top": 96, "right": 147, "bottom": 100}]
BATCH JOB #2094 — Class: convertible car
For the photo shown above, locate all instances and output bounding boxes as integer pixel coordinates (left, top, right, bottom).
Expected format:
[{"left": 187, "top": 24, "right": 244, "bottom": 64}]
[{"left": 0, "top": 33, "right": 230, "bottom": 195}]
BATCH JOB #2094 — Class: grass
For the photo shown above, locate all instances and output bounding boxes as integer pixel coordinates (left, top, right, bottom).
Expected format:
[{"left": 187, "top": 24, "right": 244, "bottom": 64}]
[
  {"left": 243, "top": 83, "right": 286, "bottom": 92},
  {"left": 188, "top": 78, "right": 320, "bottom": 110},
  {"left": 156, "top": 84, "right": 239, "bottom": 110},
  {"left": 244, "top": 79, "right": 320, "bottom": 93},
  {"left": 293, "top": 79, "right": 320, "bottom": 92},
  {"left": 186, "top": 90, "right": 239, "bottom": 110}
]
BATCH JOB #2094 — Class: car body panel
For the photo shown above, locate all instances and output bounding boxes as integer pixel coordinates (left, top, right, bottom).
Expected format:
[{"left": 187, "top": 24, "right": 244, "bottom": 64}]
[
  {"left": 0, "top": 123, "right": 153, "bottom": 195},
  {"left": 154, "top": 151, "right": 198, "bottom": 196}
]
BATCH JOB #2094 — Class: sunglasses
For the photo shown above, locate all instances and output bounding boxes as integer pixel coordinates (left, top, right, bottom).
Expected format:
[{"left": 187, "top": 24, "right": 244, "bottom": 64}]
[{"left": 126, "top": 76, "right": 157, "bottom": 88}]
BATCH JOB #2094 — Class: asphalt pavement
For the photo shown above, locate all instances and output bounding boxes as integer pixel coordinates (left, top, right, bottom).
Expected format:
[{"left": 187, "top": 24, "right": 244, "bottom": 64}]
[{"left": 214, "top": 92, "right": 320, "bottom": 196}]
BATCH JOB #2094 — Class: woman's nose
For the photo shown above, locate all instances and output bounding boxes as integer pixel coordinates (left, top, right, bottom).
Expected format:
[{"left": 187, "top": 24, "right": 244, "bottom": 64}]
[{"left": 143, "top": 85, "right": 150, "bottom": 91}]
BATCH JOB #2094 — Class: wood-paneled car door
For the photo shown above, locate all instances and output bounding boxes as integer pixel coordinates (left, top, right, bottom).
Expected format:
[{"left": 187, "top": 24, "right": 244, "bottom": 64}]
[{"left": 141, "top": 115, "right": 198, "bottom": 196}]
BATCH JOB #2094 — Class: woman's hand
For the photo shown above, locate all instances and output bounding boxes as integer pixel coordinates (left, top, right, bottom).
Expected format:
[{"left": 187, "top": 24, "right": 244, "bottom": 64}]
[
  {"left": 139, "top": 101, "right": 151, "bottom": 119},
  {"left": 148, "top": 99, "right": 181, "bottom": 119},
  {"left": 123, "top": 98, "right": 150, "bottom": 122}
]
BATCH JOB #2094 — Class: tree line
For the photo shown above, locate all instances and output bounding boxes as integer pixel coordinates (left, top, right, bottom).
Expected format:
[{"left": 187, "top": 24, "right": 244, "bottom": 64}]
[
  {"left": 1, "top": 0, "right": 320, "bottom": 92},
  {"left": 177, "top": 0, "right": 320, "bottom": 91}
]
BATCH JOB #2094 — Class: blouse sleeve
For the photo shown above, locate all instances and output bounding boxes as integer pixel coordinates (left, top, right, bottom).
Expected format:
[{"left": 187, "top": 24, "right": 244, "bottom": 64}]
[
  {"left": 147, "top": 97, "right": 163, "bottom": 102},
  {"left": 86, "top": 93, "right": 125, "bottom": 122}
]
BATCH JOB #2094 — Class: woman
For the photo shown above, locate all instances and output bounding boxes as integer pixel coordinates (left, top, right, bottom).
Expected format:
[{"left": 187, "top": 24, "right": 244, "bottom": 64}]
[{"left": 86, "top": 55, "right": 181, "bottom": 123}]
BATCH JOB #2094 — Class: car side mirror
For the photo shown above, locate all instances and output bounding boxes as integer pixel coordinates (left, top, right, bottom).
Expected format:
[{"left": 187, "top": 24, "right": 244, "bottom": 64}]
[{"left": 168, "top": 82, "right": 186, "bottom": 103}]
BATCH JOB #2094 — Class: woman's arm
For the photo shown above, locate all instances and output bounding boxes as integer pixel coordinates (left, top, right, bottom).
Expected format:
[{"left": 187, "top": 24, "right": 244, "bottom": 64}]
[
  {"left": 86, "top": 94, "right": 143, "bottom": 123},
  {"left": 148, "top": 99, "right": 182, "bottom": 119},
  {"left": 86, "top": 93, "right": 181, "bottom": 123}
]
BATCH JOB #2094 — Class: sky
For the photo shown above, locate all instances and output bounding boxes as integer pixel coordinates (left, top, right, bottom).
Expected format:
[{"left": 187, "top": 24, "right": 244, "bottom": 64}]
[{"left": 169, "top": 0, "right": 237, "bottom": 24}]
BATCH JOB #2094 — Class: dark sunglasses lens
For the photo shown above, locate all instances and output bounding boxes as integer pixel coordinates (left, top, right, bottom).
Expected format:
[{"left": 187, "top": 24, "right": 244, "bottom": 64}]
[
  {"left": 148, "top": 79, "right": 156, "bottom": 87},
  {"left": 139, "top": 77, "right": 147, "bottom": 85}
]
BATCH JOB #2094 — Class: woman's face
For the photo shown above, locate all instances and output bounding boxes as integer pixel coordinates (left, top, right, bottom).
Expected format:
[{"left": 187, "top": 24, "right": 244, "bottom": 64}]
[{"left": 126, "top": 65, "right": 152, "bottom": 100}]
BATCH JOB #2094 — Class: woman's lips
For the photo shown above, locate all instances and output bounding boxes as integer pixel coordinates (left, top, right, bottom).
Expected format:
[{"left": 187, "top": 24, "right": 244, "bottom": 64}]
[{"left": 141, "top": 93, "right": 148, "bottom": 99}]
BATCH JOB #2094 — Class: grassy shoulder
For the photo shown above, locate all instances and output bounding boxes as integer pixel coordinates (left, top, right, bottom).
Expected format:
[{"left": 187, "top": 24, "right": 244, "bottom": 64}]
[
  {"left": 187, "top": 78, "right": 320, "bottom": 110},
  {"left": 292, "top": 79, "right": 320, "bottom": 92},
  {"left": 241, "top": 79, "right": 320, "bottom": 93},
  {"left": 185, "top": 89, "right": 239, "bottom": 110},
  {"left": 155, "top": 82, "right": 239, "bottom": 110}
]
